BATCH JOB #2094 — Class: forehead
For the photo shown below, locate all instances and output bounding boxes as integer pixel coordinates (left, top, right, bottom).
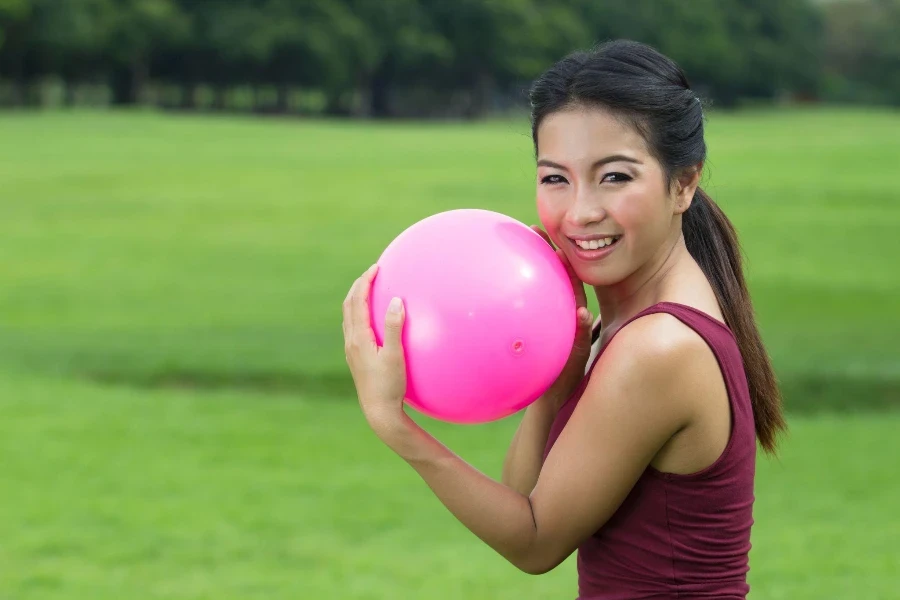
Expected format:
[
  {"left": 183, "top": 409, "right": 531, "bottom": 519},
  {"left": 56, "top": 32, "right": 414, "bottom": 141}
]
[{"left": 536, "top": 106, "right": 650, "bottom": 162}]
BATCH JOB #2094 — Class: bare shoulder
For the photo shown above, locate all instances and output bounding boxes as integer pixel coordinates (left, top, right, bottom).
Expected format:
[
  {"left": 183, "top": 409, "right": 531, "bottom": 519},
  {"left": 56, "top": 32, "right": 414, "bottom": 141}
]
[
  {"left": 583, "top": 312, "right": 718, "bottom": 428},
  {"left": 602, "top": 312, "right": 712, "bottom": 371},
  {"left": 531, "top": 312, "right": 725, "bottom": 556}
]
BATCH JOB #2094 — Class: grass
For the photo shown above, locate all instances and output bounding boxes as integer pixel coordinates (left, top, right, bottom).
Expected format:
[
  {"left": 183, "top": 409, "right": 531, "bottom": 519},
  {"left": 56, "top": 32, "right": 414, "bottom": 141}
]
[
  {"left": 1, "top": 108, "right": 898, "bottom": 409},
  {"left": 0, "top": 108, "right": 898, "bottom": 598},
  {"left": 1, "top": 374, "right": 898, "bottom": 599}
]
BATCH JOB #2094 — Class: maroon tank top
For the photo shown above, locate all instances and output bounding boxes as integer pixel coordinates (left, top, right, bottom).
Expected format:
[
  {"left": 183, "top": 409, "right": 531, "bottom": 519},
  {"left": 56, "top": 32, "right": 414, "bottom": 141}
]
[{"left": 543, "top": 302, "right": 756, "bottom": 600}]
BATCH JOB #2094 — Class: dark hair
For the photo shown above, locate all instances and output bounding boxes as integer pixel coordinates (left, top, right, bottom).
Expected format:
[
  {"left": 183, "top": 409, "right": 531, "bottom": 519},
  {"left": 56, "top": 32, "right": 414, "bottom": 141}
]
[{"left": 529, "top": 40, "right": 786, "bottom": 454}]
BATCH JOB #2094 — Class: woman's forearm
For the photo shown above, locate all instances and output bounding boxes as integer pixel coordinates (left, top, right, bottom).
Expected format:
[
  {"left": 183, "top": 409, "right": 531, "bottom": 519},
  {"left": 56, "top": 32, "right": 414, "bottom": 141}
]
[
  {"left": 379, "top": 413, "right": 544, "bottom": 572},
  {"left": 501, "top": 401, "right": 558, "bottom": 495}
]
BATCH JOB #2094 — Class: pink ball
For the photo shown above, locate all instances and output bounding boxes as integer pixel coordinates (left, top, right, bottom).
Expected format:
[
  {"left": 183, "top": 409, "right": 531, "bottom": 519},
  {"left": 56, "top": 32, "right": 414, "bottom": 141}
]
[{"left": 370, "top": 209, "right": 576, "bottom": 424}]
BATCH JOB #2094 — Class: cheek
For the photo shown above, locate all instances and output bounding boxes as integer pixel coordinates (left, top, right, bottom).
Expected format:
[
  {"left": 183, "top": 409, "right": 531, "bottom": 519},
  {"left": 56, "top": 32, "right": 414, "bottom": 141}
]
[
  {"left": 611, "top": 183, "right": 668, "bottom": 236},
  {"left": 536, "top": 192, "right": 565, "bottom": 238}
]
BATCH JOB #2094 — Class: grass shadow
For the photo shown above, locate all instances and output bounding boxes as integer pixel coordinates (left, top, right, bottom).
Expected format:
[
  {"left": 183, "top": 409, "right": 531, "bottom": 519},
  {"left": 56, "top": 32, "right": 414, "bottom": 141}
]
[{"left": 79, "top": 367, "right": 900, "bottom": 414}]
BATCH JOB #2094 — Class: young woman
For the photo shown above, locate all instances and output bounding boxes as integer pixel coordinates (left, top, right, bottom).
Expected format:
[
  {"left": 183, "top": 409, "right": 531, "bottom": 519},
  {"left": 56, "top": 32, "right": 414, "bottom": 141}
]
[{"left": 342, "top": 40, "right": 786, "bottom": 599}]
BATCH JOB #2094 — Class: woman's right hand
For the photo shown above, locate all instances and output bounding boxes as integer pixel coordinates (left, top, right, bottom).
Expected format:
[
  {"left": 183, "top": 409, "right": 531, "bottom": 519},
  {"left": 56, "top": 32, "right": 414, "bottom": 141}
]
[{"left": 531, "top": 225, "right": 597, "bottom": 413}]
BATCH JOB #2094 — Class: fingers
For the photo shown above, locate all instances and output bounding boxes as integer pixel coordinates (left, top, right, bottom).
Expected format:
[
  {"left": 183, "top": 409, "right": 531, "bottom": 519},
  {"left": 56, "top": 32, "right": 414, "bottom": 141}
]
[
  {"left": 382, "top": 297, "right": 405, "bottom": 356},
  {"left": 344, "top": 265, "right": 378, "bottom": 354},
  {"left": 527, "top": 225, "right": 588, "bottom": 309},
  {"left": 351, "top": 264, "right": 378, "bottom": 346},
  {"left": 571, "top": 306, "right": 595, "bottom": 355},
  {"left": 342, "top": 278, "right": 356, "bottom": 342},
  {"left": 556, "top": 249, "right": 588, "bottom": 309}
]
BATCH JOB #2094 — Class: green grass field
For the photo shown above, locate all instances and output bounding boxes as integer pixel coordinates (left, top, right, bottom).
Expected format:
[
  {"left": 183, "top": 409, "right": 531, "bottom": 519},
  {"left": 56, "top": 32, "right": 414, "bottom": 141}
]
[{"left": 1, "top": 108, "right": 898, "bottom": 598}]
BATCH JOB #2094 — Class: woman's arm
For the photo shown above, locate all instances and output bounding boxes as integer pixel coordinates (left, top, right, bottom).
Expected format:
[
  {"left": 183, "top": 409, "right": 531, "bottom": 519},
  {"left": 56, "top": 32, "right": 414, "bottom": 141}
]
[
  {"left": 501, "top": 400, "right": 559, "bottom": 495},
  {"left": 343, "top": 267, "right": 697, "bottom": 574},
  {"left": 502, "top": 317, "right": 601, "bottom": 495},
  {"left": 368, "top": 315, "right": 699, "bottom": 574},
  {"left": 500, "top": 225, "right": 598, "bottom": 496}
]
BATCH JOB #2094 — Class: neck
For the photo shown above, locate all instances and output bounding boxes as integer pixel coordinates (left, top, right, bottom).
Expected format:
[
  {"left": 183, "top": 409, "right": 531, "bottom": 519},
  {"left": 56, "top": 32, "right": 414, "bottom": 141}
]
[{"left": 594, "top": 233, "right": 692, "bottom": 333}]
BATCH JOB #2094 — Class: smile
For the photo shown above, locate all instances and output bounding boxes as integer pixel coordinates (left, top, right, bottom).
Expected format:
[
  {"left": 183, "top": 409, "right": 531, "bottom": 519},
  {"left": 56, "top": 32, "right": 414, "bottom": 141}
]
[
  {"left": 567, "top": 235, "right": 622, "bottom": 261},
  {"left": 572, "top": 235, "right": 621, "bottom": 250}
]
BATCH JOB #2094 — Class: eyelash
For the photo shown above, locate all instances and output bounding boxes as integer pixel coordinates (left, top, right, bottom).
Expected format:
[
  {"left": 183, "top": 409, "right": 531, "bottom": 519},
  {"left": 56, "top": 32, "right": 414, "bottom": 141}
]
[{"left": 540, "top": 173, "right": 632, "bottom": 185}]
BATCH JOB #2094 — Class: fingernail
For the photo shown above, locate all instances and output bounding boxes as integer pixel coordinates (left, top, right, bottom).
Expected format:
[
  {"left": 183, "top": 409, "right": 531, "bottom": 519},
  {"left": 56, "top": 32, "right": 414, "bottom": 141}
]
[{"left": 389, "top": 297, "right": 402, "bottom": 313}]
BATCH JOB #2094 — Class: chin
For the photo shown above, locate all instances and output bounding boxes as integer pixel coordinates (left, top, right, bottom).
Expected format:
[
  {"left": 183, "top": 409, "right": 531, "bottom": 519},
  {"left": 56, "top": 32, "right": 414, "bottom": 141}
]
[{"left": 572, "top": 263, "right": 627, "bottom": 288}]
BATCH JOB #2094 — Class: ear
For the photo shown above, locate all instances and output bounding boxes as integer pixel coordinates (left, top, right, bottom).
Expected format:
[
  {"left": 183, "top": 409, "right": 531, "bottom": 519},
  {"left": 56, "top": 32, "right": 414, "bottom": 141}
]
[{"left": 673, "top": 163, "right": 702, "bottom": 215}]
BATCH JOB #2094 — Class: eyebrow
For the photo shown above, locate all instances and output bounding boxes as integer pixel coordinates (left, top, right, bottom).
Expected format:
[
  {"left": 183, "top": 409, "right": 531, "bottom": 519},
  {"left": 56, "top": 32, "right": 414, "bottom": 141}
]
[{"left": 536, "top": 155, "right": 642, "bottom": 170}]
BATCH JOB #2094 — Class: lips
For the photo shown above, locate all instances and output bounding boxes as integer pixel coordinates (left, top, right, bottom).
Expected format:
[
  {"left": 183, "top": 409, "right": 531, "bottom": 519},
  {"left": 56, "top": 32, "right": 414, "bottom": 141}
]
[
  {"left": 571, "top": 235, "right": 621, "bottom": 250},
  {"left": 568, "top": 235, "right": 622, "bottom": 260}
]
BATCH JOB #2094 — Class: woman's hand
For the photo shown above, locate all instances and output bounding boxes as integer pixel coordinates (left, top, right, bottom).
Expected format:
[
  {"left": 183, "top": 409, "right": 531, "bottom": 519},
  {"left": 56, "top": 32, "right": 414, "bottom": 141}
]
[
  {"left": 342, "top": 264, "right": 411, "bottom": 439},
  {"left": 531, "top": 225, "right": 596, "bottom": 411}
]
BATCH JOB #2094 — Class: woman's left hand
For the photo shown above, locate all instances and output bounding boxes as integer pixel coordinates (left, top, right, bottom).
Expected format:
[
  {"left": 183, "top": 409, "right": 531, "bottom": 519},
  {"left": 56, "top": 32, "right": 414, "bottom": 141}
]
[{"left": 342, "top": 264, "right": 409, "bottom": 438}]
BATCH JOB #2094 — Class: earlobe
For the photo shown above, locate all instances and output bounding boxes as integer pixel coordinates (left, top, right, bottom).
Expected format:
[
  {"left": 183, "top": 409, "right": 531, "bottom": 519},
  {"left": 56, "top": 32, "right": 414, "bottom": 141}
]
[
  {"left": 676, "top": 184, "right": 696, "bottom": 215},
  {"left": 671, "top": 183, "right": 692, "bottom": 215},
  {"left": 674, "top": 166, "right": 702, "bottom": 215}
]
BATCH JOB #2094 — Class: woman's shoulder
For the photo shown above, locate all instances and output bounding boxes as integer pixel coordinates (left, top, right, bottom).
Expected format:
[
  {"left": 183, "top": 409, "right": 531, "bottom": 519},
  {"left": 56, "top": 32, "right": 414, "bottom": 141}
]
[
  {"left": 571, "top": 313, "right": 715, "bottom": 458},
  {"left": 585, "top": 311, "right": 721, "bottom": 420},
  {"left": 604, "top": 311, "right": 712, "bottom": 369}
]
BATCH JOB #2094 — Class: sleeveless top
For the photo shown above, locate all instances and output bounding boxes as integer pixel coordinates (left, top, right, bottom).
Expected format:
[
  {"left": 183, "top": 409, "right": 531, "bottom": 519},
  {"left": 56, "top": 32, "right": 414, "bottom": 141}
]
[{"left": 542, "top": 302, "right": 756, "bottom": 600}]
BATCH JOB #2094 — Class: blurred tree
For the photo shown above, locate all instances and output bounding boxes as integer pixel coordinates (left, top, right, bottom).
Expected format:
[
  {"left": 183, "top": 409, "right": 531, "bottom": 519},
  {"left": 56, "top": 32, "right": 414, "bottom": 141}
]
[
  {"left": 343, "top": 0, "right": 452, "bottom": 117},
  {"left": 25, "top": 0, "right": 116, "bottom": 104},
  {"left": 822, "top": 0, "right": 900, "bottom": 104},
  {"left": 575, "top": 0, "right": 739, "bottom": 98},
  {"left": 718, "top": 0, "right": 823, "bottom": 103},
  {"left": 263, "top": 0, "right": 372, "bottom": 115},
  {"left": 0, "top": 0, "right": 30, "bottom": 50},
  {"left": 2, "top": 0, "right": 896, "bottom": 112},
  {"left": 106, "top": 0, "right": 188, "bottom": 104},
  {"left": 170, "top": 0, "right": 365, "bottom": 114},
  {"left": 575, "top": 0, "right": 822, "bottom": 105},
  {"left": 0, "top": 0, "right": 36, "bottom": 104},
  {"left": 181, "top": 1, "right": 283, "bottom": 109},
  {"left": 425, "top": 0, "right": 591, "bottom": 117}
]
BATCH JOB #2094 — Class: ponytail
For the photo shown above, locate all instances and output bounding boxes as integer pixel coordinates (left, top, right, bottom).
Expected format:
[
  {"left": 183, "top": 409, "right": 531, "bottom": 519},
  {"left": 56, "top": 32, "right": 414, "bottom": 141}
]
[
  {"left": 683, "top": 188, "right": 786, "bottom": 454},
  {"left": 529, "top": 40, "right": 787, "bottom": 453}
]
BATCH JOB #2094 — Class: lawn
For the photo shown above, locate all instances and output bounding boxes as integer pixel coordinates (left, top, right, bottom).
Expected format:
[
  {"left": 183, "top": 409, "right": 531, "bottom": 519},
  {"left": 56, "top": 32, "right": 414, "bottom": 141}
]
[
  {"left": 0, "top": 108, "right": 897, "bottom": 598},
  {"left": 0, "top": 374, "right": 897, "bottom": 599}
]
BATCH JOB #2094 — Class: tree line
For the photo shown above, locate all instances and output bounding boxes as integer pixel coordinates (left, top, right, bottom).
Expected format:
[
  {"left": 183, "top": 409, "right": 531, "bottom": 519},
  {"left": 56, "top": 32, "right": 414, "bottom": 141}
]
[{"left": 0, "top": 0, "right": 897, "bottom": 117}]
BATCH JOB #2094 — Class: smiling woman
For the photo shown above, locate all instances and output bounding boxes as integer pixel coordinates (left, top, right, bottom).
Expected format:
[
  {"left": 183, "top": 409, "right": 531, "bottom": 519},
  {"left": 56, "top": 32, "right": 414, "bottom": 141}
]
[{"left": 342, "top": 39, "right": 786, "bottom": 600}]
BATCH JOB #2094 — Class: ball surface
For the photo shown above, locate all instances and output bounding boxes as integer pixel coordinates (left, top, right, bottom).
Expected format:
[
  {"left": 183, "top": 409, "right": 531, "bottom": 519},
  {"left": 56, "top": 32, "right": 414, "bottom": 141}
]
[{"left": 370, "top": 209, "right": 576, "bottom": 423}]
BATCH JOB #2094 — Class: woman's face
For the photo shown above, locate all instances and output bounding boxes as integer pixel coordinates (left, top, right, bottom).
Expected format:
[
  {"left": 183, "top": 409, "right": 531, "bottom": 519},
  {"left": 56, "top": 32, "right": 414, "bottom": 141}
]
[{"left": 535, "top": 106, "right": 689, "bottom": 287}]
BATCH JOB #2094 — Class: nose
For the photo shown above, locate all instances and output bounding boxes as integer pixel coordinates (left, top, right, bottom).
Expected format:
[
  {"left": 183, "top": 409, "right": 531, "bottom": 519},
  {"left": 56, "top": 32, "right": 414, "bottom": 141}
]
[{"left": 567, "top": 183, "right": 607, "bottom": 229}]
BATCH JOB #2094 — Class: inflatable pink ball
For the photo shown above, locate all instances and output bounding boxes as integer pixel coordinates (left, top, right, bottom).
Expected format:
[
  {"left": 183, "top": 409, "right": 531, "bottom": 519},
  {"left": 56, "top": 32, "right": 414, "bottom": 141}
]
[{"left": 370, "top": 209, "right": 576, "bottom": 424}]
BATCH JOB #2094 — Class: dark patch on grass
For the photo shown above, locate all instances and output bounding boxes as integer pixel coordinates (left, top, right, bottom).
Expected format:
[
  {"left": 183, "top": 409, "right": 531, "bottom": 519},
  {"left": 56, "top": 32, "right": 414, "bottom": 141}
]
[
  {"left": 79, "top": 368, "right": 899, "bottom": 413},
  {"left": 780, "top": 374, "right": 900, "bottom": 413},
  {"left": 81, "top": 369, "right": 357, "bottom": 398}
]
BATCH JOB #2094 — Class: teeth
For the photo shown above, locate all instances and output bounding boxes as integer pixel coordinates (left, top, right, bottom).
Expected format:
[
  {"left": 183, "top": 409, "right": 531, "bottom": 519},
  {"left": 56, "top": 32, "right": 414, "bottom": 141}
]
[{"left": 575, "top": 236, "right": 619, "bottom": 250}]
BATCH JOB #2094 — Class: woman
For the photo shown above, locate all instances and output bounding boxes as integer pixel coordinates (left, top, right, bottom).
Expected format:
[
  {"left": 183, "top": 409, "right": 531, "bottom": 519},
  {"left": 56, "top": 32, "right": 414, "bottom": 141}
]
[{"left": 342, "top": 40, "right": 786, "bottom": 599}]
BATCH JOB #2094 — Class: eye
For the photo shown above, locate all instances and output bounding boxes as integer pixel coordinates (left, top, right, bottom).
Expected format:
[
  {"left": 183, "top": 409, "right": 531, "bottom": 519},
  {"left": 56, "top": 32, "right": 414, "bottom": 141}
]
[
  {"left": 540, "top": 174, "right": 568, "bottom": 185},
  {"left": 601, "top": 172, "right": 632, "bottom": 184}
]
